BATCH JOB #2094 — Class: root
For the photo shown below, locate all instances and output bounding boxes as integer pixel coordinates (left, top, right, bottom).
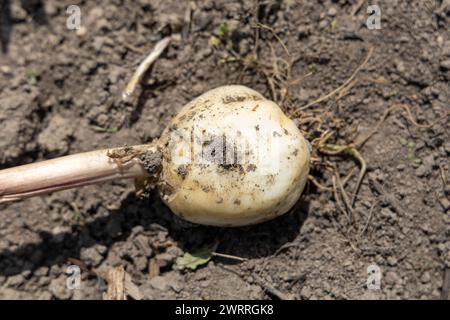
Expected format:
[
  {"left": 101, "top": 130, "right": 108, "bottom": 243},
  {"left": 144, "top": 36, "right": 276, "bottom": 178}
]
[
  {"left": 296, "top": 46, "right": 374, "bottom": 113},
  {"left": 355, "top": 103, "right": 449, "bottom": 148},
  {"left": 122, "top": 37, "right": 171, "bottom": 100},
  {"left": 319, "top": 143, "right": 367, "bottom": 208}
]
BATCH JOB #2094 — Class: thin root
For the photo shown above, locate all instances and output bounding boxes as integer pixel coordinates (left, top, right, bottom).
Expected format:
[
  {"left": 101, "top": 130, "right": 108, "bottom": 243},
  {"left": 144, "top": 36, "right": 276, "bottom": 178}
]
[
  {"left": 355, "top": 103, "right": 449, "bottom": 148},
  {"left": 122, "top": 37, "right": 171, "bottom": 100},
  {"left": 319, "top": 144, "right": 367, "bottom": 207},
  {"left": 296, "top": 46, "right": 374, "bottom": 112}
]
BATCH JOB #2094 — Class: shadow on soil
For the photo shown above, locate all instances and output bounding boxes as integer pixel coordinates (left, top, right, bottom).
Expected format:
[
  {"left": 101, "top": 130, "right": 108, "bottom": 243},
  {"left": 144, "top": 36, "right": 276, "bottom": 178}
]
[{"left": 0, "top": 191, "right": 309, "bottom": 276}]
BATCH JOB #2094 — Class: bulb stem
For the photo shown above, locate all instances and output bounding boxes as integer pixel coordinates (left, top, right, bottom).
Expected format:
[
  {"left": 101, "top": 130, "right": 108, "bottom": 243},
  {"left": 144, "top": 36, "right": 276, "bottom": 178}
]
[{"left": 0, "top": 144, "right": 158, "bottom": 204}]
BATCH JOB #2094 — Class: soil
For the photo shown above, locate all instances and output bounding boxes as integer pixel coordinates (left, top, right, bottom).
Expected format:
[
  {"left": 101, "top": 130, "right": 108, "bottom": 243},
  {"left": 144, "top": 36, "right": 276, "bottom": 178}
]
[{"left": 0, "top": 0, "right": 449, "bottom": 300}]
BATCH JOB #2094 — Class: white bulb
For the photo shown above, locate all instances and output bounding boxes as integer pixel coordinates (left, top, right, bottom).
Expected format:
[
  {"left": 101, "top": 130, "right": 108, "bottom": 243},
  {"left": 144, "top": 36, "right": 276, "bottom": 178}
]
[{"left": 158, "top": 85, "right": 310, "bottom": 226}]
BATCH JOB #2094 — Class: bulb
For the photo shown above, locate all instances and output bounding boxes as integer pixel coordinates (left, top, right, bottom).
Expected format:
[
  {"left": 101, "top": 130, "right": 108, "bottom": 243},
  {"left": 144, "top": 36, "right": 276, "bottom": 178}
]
[{"left": 157, "top": 85, "right": 310, "bottom": 226}]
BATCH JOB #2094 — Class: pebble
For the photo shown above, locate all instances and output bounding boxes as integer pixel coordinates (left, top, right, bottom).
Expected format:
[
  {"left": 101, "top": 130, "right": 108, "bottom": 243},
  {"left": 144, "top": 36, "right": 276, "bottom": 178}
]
[
  {"left": 166, "top": 246, "right": 183, "bottom": 259},
  {"left": 149, "top": 276, "right": 169, "bottom": 291},
  {"left": 39, "top": 278, "right": 50, "bottom": 289},
  {"left": 385, "top": 271, "right": 401, "bottom": 285},
  {"left": 80, "top": 246, "right": 104, "bottom": 267},
  {"left": 155, "top": 253, "right": 176, "bottom": 268},
  {"left": 381, "top": 208, "right": 397, "bottom": 222},
  {"left": 437, "top": 243, "right": 447, "bottom": 253},
  {"left": 34, "top": 267, "right": 49, "bottom": 277},
  {"left": 300, "top": 286, "right": 312, "bottom": 299},
  {"left": 108, "top": 67, "right": 122, "bottom": 84},
  {"left": 387, "top": 256, "right": 398, "bottom": 266},
  {"left": 133, "top": 255, "right": 148, "bottom": 271},
  {"left": 415, "top": 165, "right": 429, "bottom": 177},
  {"left": 396, "top": 60, "right": 406, "bottom": 73},
  {"left": 133, "top": 235, "right": 153, "bottom": 257},
  {"left": 439, "top": 197, "right": 450, "bottom": 212},
  {"left": 420, "top": 271, "right": 431, "bottom": 283},
  {"left": 7, "top": 274, "right": 25, "bottom": 287},
  {"left": 45, "top": 2, "right": 59, "bottom": 17},
  {"left": 297, "top": 25, "right": 311, "bottom": 39},
  {"left": 49, "top": 277, "right": 72, "bottom": 300},
  {"left": 327, "top": 7, "right": 337, "bottom": 17},
  {"left": 440, "top": 59, "right": 450, "bottom": 70},
  {"left": 51, "top": 226, "right": 72, "bottom": 243}
]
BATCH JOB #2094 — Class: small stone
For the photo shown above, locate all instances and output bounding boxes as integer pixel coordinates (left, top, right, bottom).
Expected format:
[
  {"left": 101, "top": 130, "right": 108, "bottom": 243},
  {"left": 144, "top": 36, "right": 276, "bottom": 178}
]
[
  {"left": 51, "top": 226, "right": 71, "bottom": 243},
  {"left": 166, "top": 246, "right": 183, "bottom": 259},
  {"left": 76, "top": 26, "right": 87, "bottom": 37},
  {"left": 34, "top": 266, "right": 49, "bottom": 277},
  {"left": 0, "top": 65, "right": 12, "bottom": 74},
  {"left": 387, "top": 256, "right": 398, "bottom": 266},
  {"left": 440, "top": 59, "right": 450, "bottom": 70},
  {"left": 415, "top": 165, "right": 429, "bottom": 177},
  {"left": 385, "top": 271, "right": 401, "bottom": 285},
  {"left": 300, "top": 286, "right": 312, "bottom": 299},
  {"left": 80, "top": 60, "right": 98, "bottom": 75},
  {"left": 45, "top": 2, "right": 59, "bottom": 16},
  {"left": 437, "top": 243, "right": 447, "bottom": 253},
  {"left": 88, "top": 7, "right": 104, "bottom": 22},
  {"left": 396, "top": 60, "right": 406, "bottom": 73},
  {"left": 319, "top": 20, "right": 328, "bottom": 29},
  {"left": 108, "top": 67, "right": 122, "bottom": 84},
  {"left": 131, "top": 226, "right": 144, "bottom": 236},
  {"left": 439, "top": 197, "right": 450, "bottom": 212},
  {"left": 49, "top": 277, "right": 72, "bottom": 300},
  {"left": 49, "top": 265, "right": 61, "bottom": 276},
  {"left": 200, "top": 280, "right": 211, "bottom": 288},
  {"left": 133, "top": 235, "right": 153, "bottom": 257},
  {"left": 415, "top": 141, "right": 426, "bottom": 151},
  {"left": 297, "top": 25, "right": 311, "bottom": 39},
  {"left": 327, "top": 7, "right": 337, "bottom": 17},
  {"left": 155, "top": 253, "right": 175, "bottom": 268},
  {"left": 396, "top": 164, "right": 406, "bottom": 171},
  {"left": 37, "top": 277, "right": 50, "bottom": 288},
  {"left": 170, "top": 282, "right": 184, "bottom": 293},
  {"left": 7, "top": 274, "right": 25, "bottom": 287},
  {"left": 133, "top": 255, "right": 148, "bottom": 271},
  {"left": 80, "top": 246, "right": 104, "bottom": 267},
  {"left": 381, "top": 208, "right": 397, "bottom": 222},
  {"left": 149, "top": 276, "right": 169, "bottom": 291},
  {"left": 92, "top": 36, "right": 105, "bottom": 52},
  {"left": 420, "top": 271, "right": 431, "bottom": 283}
]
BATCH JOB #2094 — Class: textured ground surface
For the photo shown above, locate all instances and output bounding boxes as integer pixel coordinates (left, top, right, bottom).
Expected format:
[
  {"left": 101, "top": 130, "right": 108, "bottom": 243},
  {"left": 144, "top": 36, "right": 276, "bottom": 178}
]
[{"left": 0, "top": 0, "right": 449, "bottom": 299}]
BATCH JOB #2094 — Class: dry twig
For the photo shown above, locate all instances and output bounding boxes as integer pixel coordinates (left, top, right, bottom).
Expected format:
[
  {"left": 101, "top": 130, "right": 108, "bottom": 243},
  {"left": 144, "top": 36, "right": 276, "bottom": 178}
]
[
  {"left": 252, "top": 273, "right": 293, "bottom": 300},
  {"left": 103, "top": 266, "right": 142, "bottom": 300}
]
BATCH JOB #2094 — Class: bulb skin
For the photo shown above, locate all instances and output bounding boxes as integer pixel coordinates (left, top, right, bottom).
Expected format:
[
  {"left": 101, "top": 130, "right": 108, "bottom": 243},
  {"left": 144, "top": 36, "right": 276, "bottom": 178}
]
[{"left": 158, "top": 85, "right": 310, "bottom": 227}]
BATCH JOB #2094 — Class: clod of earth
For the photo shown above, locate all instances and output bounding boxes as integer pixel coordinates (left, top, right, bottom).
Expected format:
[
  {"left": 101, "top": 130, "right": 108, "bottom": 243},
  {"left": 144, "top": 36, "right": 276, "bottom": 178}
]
[{"left": 0, "top": 85, "right": 310, "bottom": 227}]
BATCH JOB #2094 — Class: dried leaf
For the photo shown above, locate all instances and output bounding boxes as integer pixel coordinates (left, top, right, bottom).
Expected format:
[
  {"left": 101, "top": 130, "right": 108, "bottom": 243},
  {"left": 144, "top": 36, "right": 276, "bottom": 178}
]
[{"left": 175, "top": 242, "right": 218, "bottom": 271}]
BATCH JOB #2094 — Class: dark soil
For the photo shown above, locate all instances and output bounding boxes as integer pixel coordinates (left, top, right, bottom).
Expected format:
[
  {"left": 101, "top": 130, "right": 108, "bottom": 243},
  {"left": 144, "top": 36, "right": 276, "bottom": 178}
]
[{"left": 0, "top": 0, "right": 449, "bottom": 300}]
